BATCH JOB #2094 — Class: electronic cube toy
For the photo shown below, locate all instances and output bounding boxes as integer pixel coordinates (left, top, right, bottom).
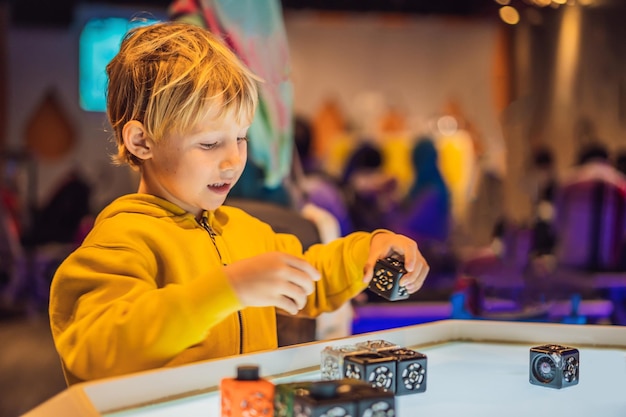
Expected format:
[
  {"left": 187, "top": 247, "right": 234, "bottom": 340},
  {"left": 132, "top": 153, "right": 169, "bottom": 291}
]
[
  {"left": 380, "top": 348, "right": 427, "bottom": 394},
  {"left": 289, "top": 379, "right": 395, "bottom": 417},
  {"left": 368, "top": 256, "right": 409, "bottom": 301},
  {"left": 529, "top": 344, "right": 579, "bottom": 389},
  {"left": 344, "top": 352, "right": 396, "bottom": 392},
  {"left": 321, "top": 345, "right": 370, "bottom": 381},
  {"left": 220, "top": 365, "right": 274, "bottom": 417}
]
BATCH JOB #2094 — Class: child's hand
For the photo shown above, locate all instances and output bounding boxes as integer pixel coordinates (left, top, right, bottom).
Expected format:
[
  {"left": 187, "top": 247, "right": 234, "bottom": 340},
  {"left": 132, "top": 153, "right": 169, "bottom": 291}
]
[
  {"left": 362, "top": 233, "right": 429, "bottom": 294},
  {"left": 225, "top": 252, "right": 321, "bottom": 315}
]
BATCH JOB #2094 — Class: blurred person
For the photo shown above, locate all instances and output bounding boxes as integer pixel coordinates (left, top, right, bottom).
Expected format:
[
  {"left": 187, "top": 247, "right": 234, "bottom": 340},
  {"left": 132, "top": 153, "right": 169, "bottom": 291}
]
[
  {"left": 293, "top": 115, "right": 352, "bottom": 236},
  {"left": 526, "top": 146, "right": 558, "bottom": 258},
  {"left": 434, "top": 99, "right": 481, "bottom": 231},
  {"left": 341, "top": 142, "right": 397, "bottom": 233},
  {"left": 389, "top": 137, "right": 451, "bottom": 245},
  {"left": 615, "top": 149, "right": 626, "bottom": 176},
  {"left": 20, "top": 170, "right": 91, "bottom": 248}
]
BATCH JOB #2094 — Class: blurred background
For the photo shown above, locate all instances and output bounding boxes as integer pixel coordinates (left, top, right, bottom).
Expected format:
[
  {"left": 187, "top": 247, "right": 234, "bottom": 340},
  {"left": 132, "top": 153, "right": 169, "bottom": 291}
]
[{"left": 2, "top": 0, "right": 626, "bottom": 415}]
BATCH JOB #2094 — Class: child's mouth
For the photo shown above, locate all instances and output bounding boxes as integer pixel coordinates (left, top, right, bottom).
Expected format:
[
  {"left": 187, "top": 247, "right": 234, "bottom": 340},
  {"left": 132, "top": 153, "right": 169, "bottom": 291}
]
[{"left": 208, "top": 182, "right": 230, "bottom": 194}]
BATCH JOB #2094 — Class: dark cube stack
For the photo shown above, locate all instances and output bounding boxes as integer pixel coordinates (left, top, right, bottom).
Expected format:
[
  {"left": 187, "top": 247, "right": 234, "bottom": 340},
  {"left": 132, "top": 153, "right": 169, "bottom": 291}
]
[
  {"left": 286, "top": 379, "right": 395, "bottom": 417},
  {"left": 368, "top": 256, "right": 409, "bottom": 301},
  {"left": 321, "top": 341, "right": 396, "bottom": 382},
  {"left": 529, "top": 344, "right": 579, "bottom": 389},
  {"left": 323, "top": 339, "right": 428, "bottom": 396}
]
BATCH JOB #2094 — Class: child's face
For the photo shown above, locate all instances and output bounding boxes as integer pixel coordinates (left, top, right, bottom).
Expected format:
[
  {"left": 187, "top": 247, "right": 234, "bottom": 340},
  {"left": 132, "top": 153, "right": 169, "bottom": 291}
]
[{"left": 141, "top": 109, "right": 250, "bottom": 217}]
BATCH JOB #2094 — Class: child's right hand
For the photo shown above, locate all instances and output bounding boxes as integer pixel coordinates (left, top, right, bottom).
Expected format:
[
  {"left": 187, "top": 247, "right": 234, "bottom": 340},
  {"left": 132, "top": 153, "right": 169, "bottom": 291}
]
[{"left": 224, "top": 252, "right": 321, "bottom": 315}]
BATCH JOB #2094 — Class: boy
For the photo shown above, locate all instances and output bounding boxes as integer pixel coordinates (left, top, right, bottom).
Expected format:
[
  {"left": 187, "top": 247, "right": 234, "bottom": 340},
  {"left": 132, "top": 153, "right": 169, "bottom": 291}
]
[{"left": 49, "top": 22, "right": 429, "bottom": 385}]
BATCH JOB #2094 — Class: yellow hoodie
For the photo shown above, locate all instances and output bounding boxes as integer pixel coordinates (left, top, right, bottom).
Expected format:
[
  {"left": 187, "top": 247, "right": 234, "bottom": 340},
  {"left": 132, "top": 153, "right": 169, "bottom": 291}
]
[{"left": 49, "top": 194, "right": 374, "bottom": 384}]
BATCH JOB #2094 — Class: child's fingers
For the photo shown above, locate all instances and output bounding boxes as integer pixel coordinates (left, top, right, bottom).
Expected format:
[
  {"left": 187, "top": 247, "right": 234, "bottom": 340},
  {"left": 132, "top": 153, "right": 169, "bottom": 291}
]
[
  {"left": 364, "top": 233, "right": 429, "bottom": 290},
  {"left": 282, "top": 256, "right": 320, "bottom": 296},
  {"left": 401, "top": 262, "right": 430, "bottom": 293},
  {"left": 361, "top": 258, "right": 377, "bottom": 283},
  {"left": 276, "top": 295, "right": 299, "bottom": 315},
  {"left": 284, "top": 255, "right": 321, "bottom": 281},
  {"left": 395, "top": 240, "right": 419, "bottom": 272}
]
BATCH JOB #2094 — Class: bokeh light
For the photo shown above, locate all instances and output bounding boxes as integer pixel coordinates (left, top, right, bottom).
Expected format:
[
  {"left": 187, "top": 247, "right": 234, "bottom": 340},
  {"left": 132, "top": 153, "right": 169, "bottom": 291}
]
[{"left": 499, "top": 6, "right": 520, "bottom": 25}]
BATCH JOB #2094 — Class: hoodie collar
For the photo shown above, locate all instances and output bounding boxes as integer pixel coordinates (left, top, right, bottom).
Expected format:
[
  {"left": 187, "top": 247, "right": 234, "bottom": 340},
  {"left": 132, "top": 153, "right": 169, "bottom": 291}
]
[{"left": 96, "top": 193, "right": 229, "bottom": 232}]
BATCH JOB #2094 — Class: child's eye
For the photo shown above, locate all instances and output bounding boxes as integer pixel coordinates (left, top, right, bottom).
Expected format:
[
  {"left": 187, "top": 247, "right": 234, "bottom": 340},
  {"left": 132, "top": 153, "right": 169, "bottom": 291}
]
[
  {"left": 237, "top": 136, "right": 248, "bottom": 143},
  {"left": 199, "top": 142, "right": 218, "bottom": 150}
]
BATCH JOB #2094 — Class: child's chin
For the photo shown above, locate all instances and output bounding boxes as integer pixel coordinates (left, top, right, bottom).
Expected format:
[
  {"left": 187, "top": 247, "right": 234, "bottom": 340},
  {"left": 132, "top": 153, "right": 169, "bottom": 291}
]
[{"left": 205, "top": 196, "right": 229, "bottom": 211}]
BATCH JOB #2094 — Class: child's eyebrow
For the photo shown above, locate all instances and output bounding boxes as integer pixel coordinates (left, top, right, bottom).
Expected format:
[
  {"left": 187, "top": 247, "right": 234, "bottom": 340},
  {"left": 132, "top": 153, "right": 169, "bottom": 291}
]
[{"left": 193, "top": 131, "right": 223, "bottom": 140}]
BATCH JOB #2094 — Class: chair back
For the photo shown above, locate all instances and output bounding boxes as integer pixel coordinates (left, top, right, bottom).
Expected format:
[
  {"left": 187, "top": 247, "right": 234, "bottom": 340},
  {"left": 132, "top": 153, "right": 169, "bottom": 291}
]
[
  {"left": 555, "top": 178, "right": 626, "bottom": 271},
  {"left": 225, "top": 198, "right": 321, "bottom": 249}
]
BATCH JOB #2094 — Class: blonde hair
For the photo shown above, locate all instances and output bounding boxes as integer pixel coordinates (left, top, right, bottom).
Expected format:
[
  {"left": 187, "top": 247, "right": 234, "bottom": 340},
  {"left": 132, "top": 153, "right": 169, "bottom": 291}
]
[{"left": 106, "top": 21, "right": 260, "bottom": 169}]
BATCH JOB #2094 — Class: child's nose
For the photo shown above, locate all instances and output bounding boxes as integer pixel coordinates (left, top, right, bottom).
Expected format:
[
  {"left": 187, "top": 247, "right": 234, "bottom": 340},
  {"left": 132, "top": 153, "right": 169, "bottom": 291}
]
[{"left": 219, "top": 144, "right": 244, "bottom": 172}]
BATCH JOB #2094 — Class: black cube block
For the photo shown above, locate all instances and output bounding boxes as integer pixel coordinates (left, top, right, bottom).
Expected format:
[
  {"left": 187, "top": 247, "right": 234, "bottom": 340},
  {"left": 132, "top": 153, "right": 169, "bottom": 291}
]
[
  {"left": 529, "top": 344, "right": 579, "bottom": 389},
  {"left": 368, "top": 257, "right": 409, "bottom": 301},
  {"left": 292, "top": 380, "right": 357, "bottom": 417},
  {"left": 344, "top": 352, "right": 396, "bottom": 393},
  {"left": 381, "top": 347, "right": 428, "bottom": 395},
  {"left": 293, "top": 380, "right": 395, "bottom": 417},
  {"left": 343, "top": 381, "right": 396, "bottom": 417}
]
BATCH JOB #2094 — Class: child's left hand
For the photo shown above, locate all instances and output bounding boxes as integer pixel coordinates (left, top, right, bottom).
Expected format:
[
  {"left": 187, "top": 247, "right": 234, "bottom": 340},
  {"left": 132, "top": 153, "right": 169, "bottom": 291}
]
[{"left": 362, "top": 232, "right": 430, "bottom": 294}]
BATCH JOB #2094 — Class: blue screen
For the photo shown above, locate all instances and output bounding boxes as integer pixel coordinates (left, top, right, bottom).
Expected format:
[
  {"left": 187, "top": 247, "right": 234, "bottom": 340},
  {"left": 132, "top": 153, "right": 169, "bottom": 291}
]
[{"left": 79, "top": 17, "right": 160, "bottom": 112}]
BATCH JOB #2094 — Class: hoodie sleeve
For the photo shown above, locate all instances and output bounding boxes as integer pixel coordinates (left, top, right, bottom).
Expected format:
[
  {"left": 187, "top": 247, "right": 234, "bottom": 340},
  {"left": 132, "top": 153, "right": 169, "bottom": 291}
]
[{"left": 275, "top": 230, "right": 388, "bottom": 317}]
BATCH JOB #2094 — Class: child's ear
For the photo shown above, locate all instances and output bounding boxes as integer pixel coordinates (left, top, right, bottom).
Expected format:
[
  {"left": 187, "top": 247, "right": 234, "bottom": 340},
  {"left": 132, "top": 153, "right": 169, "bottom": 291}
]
[{"left": 123, "top": 120, "right": 153, "bottom": 160}]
